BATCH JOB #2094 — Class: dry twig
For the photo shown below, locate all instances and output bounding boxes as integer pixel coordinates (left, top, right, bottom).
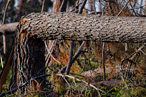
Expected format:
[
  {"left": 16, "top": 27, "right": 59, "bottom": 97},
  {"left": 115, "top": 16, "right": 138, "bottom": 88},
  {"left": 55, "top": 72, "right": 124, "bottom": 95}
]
[
  {"left": 79, "top": 0, "right": 87, "bottom": 14},
  {"left": 59, "top": 41, "right": 85, "bottom": 73},
  {"left": 116, "top": 0, "right": 130, "bottom": 16},
  {"left": 0, "top": 73, "right": 51, "bottom": 97},
  {"left": 41, "top": 0, "right": 45, "bottom": 13},
  {"left": 65, "top": 41, "right": 74, "bottom": 75},
  {"left": 2, "top": 0, "right": 11, "bottom": 54},
  {"left": 44, "top": 41, "right": 65, "bottom": 66},
  {"left": 102, "top": 42, "right": 106, "bottom": 80},
  {"left": 45, "top": 40, "right": 56, "bottom": 65},
  {"left": 57, "top": 73, "right": 115, "bottom": 97},
  {"left": 118, "top": 43, "right": 146, "bottom": 89}
]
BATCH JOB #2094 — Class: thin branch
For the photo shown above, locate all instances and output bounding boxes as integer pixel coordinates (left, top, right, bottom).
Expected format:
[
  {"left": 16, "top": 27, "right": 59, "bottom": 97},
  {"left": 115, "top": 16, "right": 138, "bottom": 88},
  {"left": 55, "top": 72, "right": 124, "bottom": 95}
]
[
  {"left": 41, "top": 0, "right": 45, "bottom": 13},
  {"left": 59, "top": 0, "right": 68, "bottom": 12},
  {"left": 70, "top": 2, "right": 83, "bottom": 12},
  {"left": 119, "top": 58, "right": 135, "bottom": 89},
  {"left": 102, "top": 42, "right": 106, "bottom": 81},
  {"left": 44, "top": 41, "right": 65, "bottom": 66},
  {"left": 79, "top": 0, "right": 87, "bottom": 14},
  {"left": 72, "top": 41, "right": 85, "bottom": 62},
  {"left": 2, "top": 0, "right": 11, "bottom": 24},
  {"left": 118, "top": 44, "right": 146, "bottom": 89},
  {"left": 59, "top": 0, "right": 65, "bottom": 12},
  {"left": 65, "top": 41, "right": 74, "bottom": 75},
  {"left": 140, "top": 49, "right": 146, "bottom": 55},
  {"left": 125, "top": 43, "right": 128, "bottom": 51},
  {"left": 130, "top": 43, "right": 146, "bottom": 60},
  {"left": 2, "top": 0, "right": 11, "bottom": 54},
  {"left": 61, "top": 75, "right": 71, "bottom": 89},
  {"left": 128, "top": 3, "right": 137, "bottom": 16},
  {"left": 59, "top": 41, "right": 85, "bottom": 73},
  {"left": 0, "top": 22, "right": 19, "bottom": 34},
  {"left": 0, "top": 73, "right": 51, "bottom": 97},
  {"left": 3, "top": 33, "right": 6, "bottom": 54},
  {"left": 45, "top": 40, "right": 56, "bottom": 65},
  {"left": 57, "top": 73, "right": 115, "bottom": 97},
  {"left": 116, "top": 0, "right": 130, "bottom": 16},
  {"left": 22, "top": 90, "right": 52, "bottom": 97},
  {"left": 0, "top": 53, "right": 3, "bottom": 68}
]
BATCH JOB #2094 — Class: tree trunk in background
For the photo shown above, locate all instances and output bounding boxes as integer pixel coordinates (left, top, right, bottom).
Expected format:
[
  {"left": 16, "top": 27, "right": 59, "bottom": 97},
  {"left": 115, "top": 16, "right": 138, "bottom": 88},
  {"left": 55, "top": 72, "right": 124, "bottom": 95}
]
[
  {"left": 52, "top": 0, "right": 67, "bottom": 12},
  {"left": 88, "top": 0, "right": 93, "bottom": 13},
  {"left": 15, "top": 0, "right": 25, "bottom": 21},
  {"left": 52, "top": 0, "right": 61, "bottom": 12},
  {"left": 10, "top": 0, "right": 15, "bottom": 22}
]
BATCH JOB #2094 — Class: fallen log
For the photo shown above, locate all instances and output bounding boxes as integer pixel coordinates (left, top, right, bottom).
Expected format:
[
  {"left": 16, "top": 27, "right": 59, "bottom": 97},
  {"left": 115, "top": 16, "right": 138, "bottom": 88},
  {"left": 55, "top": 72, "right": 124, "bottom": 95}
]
[{"left": 18, "top": 12, "right": 146, "bottom": 43}]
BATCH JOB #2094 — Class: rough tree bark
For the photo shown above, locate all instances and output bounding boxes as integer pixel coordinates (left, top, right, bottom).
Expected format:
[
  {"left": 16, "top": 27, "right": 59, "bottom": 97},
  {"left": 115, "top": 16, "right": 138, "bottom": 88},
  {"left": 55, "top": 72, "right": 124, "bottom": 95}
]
[
  {"left": 52, "top": 0, "right": 67, "bottom": 12},
  {"left": 52, "top": 0, "right": 61, "bottom": 12},
  {"left": 48, "top": 0, "right": 67, "bottom": 66},
  {"left": 20, "top": 12, "right": 146, "bottom": 43},
  {"left": 10, "top": 18, "right": 46, "bottom": 93}
]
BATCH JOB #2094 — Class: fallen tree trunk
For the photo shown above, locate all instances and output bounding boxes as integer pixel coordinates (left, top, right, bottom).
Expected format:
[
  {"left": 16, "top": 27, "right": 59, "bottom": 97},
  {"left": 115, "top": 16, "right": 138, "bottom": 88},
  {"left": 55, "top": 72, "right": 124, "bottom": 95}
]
[
  {"left": 19, "top": 12, "right": 146, "bottom": 43},
  {"left": 2, "top": 12, "right": 146, "bottom": 94},
  {"left": 0, "top": 22, "right": 19, "bottom": 34},
  {"left": 1, "top": 12, "right": 146, "bottom": 42}
]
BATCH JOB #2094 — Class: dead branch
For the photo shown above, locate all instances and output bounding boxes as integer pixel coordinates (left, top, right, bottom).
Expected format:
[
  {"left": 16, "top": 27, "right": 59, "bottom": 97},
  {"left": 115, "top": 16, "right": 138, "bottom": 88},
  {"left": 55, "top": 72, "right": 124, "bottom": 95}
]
[
  {"left": 41, "top": 0, "right": 45, "bottom": 13},
  {"left": 22, "top": 90, "right": 53, "bottom": 97},
  {"left": 59, "top": 41, "right": 85, "bottom": 73},
  {"left": 65, "top": 41, "right": 74, "bottom": 75},
  {"left": 44, "top": 41, "right": 65, "bottom": 66},
  {"left": 119, "top": 58, "right": 135, "bottom": 89},
  {"left": 70, "top": 2, "right": 83, "bottom": 12},
  {"left": 59, "top": 0, "right": 65, "bottom": 12},
  {"left": 130, "top": 43, "right": 146, "bottom": 60},
  {"left": 57, "top": 73, "right": 115, "bottom": 97},
  {"left": 1, "top": 0, "right": 11, "bottom": 54},
  {"left": 116, "top": 0, "right": 130, "bottom": 16},
  {"left": 0, "top": 73, "right": 51, "bottom": 97},
  {"left": 102, "top": 42, "right": 106, "bottom": 80},
  {"left": 45, "top": 40, "right": 56, "bottom": 65},
  {"left": 2, "top": 0, "right": 11, "bottom": 24},
  {"left": 79, "top": 0, "right": 87, "bottom": 14},
  {"left": 0, "top": 22, "right": 19, "bottom": 34},
  {"left": 2, "top": 33, "right": 6, "bottom": 54}
]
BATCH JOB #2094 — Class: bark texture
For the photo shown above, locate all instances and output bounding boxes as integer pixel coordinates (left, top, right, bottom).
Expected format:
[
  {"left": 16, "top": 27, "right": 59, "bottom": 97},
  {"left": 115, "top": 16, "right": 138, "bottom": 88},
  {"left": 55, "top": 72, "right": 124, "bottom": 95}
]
[
  {"left": 10, "top": 18, "right": 46, "bottom": 93},
  {"left": 20, "top": 12, "right": 146, "bottom": 43},
  {"left": 52, "top": 0, "right": 61, "bottom": 12}
]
